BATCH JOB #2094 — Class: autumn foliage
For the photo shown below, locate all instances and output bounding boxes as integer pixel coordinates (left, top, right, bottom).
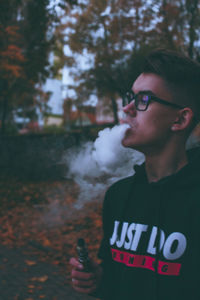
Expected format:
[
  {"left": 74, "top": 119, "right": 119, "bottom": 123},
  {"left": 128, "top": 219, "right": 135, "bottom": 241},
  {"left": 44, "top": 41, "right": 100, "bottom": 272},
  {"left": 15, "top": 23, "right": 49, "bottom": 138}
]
[
  {"left": 0, "top": 0, "right": 60, "bottom": 134},
  {"left": 0, "top": 26, "right": 25, "bottom": 80},
  {"left": 58, "top": 0, "right": 200, "bottom": 123},
  {"left": 0, "top": 178, "right": 103, "bottom": 284}
]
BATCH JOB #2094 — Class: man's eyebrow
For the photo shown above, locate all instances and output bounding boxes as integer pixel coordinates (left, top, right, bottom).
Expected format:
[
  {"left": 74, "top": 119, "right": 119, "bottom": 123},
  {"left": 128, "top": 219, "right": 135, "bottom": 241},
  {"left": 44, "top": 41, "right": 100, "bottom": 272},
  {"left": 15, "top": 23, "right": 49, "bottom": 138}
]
[{"left": 133, "top": 89, "right": 156, "bottom": 96}]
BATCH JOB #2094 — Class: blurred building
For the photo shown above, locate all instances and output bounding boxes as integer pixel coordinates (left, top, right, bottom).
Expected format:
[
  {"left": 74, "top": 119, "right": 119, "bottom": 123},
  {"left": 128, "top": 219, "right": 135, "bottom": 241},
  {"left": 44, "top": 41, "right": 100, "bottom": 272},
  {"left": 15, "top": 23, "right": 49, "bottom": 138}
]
[
  {"left": 63, "top": 97, "right": 124, "bottom": 129},
  {"left": 63, "top": 105, "right": 96, "bottom": 129},
  {"left": 44, "top": 113, "right": 63, "bottom": 127},
  {"left": 96, "top": 97, "right": 123, "bottom": 124}
]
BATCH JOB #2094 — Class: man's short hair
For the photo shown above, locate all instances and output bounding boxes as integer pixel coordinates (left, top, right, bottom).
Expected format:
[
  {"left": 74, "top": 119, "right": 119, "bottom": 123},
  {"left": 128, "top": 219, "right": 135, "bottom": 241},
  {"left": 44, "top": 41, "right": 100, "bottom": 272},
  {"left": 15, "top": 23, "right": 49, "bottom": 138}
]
[{"left": 142, "top": 48, "right": 200, "bottom": 122}]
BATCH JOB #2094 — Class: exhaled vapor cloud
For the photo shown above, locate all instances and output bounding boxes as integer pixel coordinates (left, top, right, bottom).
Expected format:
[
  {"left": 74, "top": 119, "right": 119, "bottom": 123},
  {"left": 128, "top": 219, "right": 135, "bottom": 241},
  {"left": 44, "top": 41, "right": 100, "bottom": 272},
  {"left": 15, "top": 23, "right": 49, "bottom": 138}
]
[{"left": 64, "top": 124, "right": 144, "bottom": 208}]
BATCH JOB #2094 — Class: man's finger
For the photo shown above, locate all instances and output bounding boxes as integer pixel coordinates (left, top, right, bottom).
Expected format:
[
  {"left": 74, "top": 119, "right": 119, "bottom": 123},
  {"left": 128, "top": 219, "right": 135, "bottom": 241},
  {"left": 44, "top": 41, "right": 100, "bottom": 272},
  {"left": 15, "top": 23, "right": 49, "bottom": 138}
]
[
  {"left": 72, "top": 283, "right": 97, "bottom": 295},
  {"left": 71, "top": 269, "right": 95, "bottom": 281},
  {"left": 69, "top": 257, "right": 84, "bottom": 270},
  {"left": 72, "top": 278, "right": 96, "bottom": 288}
]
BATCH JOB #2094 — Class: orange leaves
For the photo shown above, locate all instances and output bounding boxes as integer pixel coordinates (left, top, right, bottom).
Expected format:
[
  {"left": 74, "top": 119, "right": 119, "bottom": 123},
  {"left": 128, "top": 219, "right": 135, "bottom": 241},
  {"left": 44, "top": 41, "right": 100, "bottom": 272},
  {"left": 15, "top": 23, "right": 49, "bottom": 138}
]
[
  {"left": 42, "top": 238, "right": 51, "bottom": 247},
  {"left": 94, "top": 218, "right": 102, "bottom": 228},
  {"left": 25, "top": 260, "right": 37, "bottom": 266},
  {"left": 0, "top": 25, "right": 21, "bottom": 43},
  {"left": 0, "top": 25, "right": 25, "bottom": 80},
  {"left": 31, "top": 275, "right": 49, "bottom": 283},
  {"left": 0, "top": 45, "right": 25, "bottom": 79},
  {"left": 28, "top": 285, "right": 35, "bottom": 289},
  {"left": 0, "top": 178, "right": 103, "bottom": 284},
  {"left": 5, "top": 25, "right": 20, "bottom": 36},
  {"left": 26, "top": 279, "right": 47, "bottom": 299},
  {"left": 1, "top": 64, "right": 23, "bottom": 78},
  {"left": 2, "top": 45, "right": 25, "bottom": 62}
]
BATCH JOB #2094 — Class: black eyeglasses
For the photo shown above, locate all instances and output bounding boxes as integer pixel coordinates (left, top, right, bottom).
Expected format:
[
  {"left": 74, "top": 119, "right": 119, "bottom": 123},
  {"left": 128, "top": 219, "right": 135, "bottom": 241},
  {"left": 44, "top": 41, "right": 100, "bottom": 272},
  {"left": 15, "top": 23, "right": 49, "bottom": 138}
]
[{"left": 123, "top": 90, "right": 185, "bottom": 111}]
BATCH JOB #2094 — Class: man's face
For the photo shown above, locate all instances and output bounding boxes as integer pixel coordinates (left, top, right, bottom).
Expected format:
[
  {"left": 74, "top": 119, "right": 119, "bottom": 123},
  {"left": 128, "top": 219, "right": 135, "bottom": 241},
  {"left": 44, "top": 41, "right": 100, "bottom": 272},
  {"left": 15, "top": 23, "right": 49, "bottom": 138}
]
[{"left": 122, "top": 73, "right": 179, "bottom": 153}]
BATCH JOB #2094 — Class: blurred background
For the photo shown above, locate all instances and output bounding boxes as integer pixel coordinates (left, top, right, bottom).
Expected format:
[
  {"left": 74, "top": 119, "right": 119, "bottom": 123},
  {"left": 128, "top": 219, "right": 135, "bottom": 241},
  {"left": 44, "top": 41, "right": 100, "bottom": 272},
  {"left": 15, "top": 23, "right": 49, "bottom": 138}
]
[{"left": 1, "top": 0, "right": 200, "bottom": 298}]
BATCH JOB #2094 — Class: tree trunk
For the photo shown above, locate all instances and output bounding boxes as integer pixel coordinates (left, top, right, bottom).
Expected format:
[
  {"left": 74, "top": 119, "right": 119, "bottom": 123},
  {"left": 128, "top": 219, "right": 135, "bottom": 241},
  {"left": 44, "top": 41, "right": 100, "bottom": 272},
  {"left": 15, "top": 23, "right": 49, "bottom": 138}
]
[
  {"left": 187, "top": 0, "right": 199, "bottom": 59},
  {"left": 78, "top": 106, "right": 83, "bottom": 127},
  {"left": 160, "top": 0, "right": 176, "bottom": 49},
  {"left": 0, "top": 80, "right": 8, "bottom": 135},
  {"left": 111, "top": 96, "right": 119, "bottom": 124},
  {"left": 1, "top": 95, "right": 8, "bottom": 135}
]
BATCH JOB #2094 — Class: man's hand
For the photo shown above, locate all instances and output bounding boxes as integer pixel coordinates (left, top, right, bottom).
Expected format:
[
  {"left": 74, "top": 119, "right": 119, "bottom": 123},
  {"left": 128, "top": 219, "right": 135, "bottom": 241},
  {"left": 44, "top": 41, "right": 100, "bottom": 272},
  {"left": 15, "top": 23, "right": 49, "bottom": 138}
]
[{"left": 69, "top": 257, "right": 102, "bottom": 294}]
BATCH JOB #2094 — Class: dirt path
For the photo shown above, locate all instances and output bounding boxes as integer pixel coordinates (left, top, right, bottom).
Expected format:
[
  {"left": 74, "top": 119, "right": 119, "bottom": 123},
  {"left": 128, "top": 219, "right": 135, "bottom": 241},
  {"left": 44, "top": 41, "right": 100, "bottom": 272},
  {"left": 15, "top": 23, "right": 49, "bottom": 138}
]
[
  {"left": 0, "top": 244, "right": 94, "bottom": 300},
  {"left": 0, "top": 178, "right": 103, "bottom": 299}
]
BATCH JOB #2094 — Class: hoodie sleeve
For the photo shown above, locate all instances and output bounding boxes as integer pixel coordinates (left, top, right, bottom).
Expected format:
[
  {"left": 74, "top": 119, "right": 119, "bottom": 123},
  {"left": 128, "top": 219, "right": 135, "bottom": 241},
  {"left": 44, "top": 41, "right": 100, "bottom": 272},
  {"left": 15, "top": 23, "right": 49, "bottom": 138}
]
[
  {"left": 93, "top": 188, "right": 114, "bottom": 299},
  {"left": 98, "top": 188, "right": 113, "bottom": 261}
]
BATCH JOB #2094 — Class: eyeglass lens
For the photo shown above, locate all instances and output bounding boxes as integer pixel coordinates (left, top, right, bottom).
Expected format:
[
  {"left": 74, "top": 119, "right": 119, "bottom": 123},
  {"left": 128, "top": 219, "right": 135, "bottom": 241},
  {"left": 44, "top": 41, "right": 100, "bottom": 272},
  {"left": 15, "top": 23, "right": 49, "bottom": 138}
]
[
  {"left": 136, "top": 94, "right": 149, "bottom": 111},
  {"left": 123, "top": 92, "right": 150, "bottom": 111}
]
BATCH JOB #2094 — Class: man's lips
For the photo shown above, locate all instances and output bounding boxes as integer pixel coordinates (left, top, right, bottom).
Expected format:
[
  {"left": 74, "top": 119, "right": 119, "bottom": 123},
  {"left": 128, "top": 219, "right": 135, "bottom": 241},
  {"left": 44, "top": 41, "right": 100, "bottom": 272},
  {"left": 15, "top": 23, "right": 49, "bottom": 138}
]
[{"left": 121, "top": 119, "right": 133, "bottom": 129}]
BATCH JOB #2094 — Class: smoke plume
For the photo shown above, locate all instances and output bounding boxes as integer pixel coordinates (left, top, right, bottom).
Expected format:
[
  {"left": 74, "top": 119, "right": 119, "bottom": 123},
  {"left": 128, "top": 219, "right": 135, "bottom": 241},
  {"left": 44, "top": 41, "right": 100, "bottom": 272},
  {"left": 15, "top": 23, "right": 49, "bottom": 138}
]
[{"left": 65, "top": 124, "right": 144, "bottom": 208}]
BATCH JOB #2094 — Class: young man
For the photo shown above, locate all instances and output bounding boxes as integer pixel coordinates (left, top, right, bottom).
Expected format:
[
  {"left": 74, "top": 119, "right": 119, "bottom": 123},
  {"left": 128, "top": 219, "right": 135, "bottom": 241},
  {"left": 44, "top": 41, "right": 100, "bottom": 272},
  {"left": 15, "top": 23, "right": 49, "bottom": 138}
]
[{"left": 70, "top": 49, "right": 200, "bottom": 299}]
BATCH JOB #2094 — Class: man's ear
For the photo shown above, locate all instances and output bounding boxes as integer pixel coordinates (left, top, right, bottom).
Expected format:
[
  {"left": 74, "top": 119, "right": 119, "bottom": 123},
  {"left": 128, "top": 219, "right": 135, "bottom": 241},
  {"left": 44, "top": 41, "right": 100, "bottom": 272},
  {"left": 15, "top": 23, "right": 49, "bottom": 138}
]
[{"left": 171, "top": 108, "right": 194, "bottom": 131}]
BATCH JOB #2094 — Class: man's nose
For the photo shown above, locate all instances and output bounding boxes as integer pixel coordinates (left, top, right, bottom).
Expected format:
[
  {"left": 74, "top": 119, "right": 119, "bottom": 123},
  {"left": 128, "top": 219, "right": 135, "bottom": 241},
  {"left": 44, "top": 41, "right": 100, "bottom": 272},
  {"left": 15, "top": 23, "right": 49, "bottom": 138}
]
[{"left": 123, "top": 101, "right": 137, "bottom": 117}]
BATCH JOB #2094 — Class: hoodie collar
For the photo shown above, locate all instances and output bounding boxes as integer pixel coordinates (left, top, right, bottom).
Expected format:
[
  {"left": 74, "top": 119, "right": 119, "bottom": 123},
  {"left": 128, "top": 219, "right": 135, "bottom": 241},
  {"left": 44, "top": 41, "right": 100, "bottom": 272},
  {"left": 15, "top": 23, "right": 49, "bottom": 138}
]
[{"left": 133, "top": 147, "right": 200, "bottom": 187}]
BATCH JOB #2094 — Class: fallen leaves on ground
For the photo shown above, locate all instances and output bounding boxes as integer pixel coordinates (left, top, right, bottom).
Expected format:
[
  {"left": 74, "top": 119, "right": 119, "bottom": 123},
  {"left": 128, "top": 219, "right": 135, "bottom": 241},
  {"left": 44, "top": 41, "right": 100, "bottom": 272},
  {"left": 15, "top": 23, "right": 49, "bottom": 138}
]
[
  {"left": 31, "top": 276, "right": 48, "bottom": 283},
  {"left": 0, "top": 177, "right": 103, "bottom": 284},
  {"left": 25, "top": 260, "right": 37, "bottom": 266}
]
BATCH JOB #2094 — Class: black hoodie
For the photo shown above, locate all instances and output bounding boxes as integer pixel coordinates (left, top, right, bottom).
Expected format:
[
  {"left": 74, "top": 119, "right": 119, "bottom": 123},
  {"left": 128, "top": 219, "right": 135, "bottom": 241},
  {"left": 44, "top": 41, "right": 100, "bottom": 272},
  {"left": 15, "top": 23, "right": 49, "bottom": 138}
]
[{"left": 98, "top": 147, "right": 200, "bottom": 300}]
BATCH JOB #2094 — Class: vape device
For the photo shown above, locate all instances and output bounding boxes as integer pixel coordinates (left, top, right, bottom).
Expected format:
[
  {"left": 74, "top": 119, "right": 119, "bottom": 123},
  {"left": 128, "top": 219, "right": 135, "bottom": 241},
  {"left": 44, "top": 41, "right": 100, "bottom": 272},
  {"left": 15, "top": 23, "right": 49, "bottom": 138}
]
[{"left": 77, "top": 238, "right": 91, "bottom": 272}]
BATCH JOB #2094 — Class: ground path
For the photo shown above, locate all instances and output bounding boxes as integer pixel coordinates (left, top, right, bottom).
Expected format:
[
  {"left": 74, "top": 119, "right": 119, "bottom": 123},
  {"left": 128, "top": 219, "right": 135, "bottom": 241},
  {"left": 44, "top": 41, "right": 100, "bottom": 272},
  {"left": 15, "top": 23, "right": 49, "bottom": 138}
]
[
  {"left": 0, "top": 244, "right": 94, "bottom": 300},
  {"left": 0, "top": 178, "right": 103, "bottom": 300}
]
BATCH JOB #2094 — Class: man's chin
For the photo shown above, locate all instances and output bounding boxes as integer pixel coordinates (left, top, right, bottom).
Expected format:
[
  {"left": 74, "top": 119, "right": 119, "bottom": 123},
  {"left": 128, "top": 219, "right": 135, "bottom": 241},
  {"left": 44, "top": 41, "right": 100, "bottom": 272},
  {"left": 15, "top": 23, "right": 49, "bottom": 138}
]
[
  {"left": 122, "top": 138, "right": 142, "bottom": 151},
  {"left": 122, "top": 138, "right": 134, "bottom": 148}
]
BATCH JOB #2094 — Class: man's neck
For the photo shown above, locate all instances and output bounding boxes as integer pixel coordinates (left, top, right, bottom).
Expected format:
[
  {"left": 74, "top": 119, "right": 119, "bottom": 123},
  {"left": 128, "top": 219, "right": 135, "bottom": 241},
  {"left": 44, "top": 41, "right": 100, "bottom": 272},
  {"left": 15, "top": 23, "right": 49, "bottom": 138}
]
[{"left": 145, "top": 143, "right": 188, "bottom": 183}]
